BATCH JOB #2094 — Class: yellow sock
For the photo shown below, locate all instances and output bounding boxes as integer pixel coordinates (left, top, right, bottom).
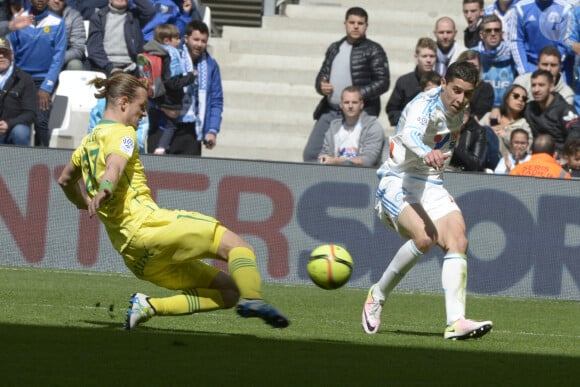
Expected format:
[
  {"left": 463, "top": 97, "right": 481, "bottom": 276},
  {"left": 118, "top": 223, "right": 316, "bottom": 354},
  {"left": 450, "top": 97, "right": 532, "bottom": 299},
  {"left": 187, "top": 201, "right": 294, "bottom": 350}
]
[
  {"left": 149, "top": 289, "right": 225, "bottom": 316},
  {"left": 228, "top": 246, "right": 262, "bottom": 299}
]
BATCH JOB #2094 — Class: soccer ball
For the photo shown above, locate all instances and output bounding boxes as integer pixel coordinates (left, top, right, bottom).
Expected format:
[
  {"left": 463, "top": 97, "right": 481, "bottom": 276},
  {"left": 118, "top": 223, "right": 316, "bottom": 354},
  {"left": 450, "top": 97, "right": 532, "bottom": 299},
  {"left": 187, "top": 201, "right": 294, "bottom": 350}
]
[{"left": 307, "top": 244, "right": 353, "bottom": 290}]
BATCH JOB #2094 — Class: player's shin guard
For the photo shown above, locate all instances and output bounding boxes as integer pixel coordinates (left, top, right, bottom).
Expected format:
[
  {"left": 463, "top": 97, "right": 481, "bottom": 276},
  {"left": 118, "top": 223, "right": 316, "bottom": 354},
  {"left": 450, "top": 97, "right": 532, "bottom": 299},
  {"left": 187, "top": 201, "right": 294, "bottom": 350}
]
[
  {"left": 376, "top": 240, "right": 423, "bottom": 300},
  {"left": 442, "top": 253, "right": 467, "bottom": 325},
  {"left": 148, "top": 288, "right": 226, "bottom": 315},
  {"left": 228, "top": 246, "right": 262, "bottom": 300}
]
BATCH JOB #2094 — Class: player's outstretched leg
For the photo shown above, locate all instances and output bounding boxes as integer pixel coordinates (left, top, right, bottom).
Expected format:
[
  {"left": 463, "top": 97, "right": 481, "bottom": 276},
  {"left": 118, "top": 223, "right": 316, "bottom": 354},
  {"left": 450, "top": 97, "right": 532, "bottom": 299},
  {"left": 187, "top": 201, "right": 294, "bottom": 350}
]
[
  {"left": 125, "top": 293, "right": 156, "bottom": 330},
  {"left": 444, "top": 319, "right": 493, "bottom": 340},
  {"left": 225, "top": 243, "right": 289, "bottom": 328},
  {"left": 362, "top": 284, "right": 384, "bottom": 334}
]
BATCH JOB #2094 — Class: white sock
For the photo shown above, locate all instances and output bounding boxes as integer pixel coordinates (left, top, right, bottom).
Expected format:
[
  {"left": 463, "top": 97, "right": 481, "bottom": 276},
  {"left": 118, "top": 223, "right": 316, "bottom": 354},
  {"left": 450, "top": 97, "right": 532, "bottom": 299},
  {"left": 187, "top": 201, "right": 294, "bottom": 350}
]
[
  {"left": 441, "top": 253, "right": 467, "bottom": 325},
  {"left": 375, "top": 240, "right": 423, "bottom": 301}
]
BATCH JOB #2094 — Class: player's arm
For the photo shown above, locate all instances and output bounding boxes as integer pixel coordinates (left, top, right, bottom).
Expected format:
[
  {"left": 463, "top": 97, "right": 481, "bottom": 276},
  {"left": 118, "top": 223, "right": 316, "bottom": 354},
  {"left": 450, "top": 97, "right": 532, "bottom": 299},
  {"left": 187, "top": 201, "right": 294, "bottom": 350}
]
[
  {"left": 88, "top": 153, "right": 128, "bottom": 218},
  {"left": 399, "top": 101, "right": 449, "bottom": 169},
  {"left": 58, "top": 162, "right": 90, "bottom": 210}
]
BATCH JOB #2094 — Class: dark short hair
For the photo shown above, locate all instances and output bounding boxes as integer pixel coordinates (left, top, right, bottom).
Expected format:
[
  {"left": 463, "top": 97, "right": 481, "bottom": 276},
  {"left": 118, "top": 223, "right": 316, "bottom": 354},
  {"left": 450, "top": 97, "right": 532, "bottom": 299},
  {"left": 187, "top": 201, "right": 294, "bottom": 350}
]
[
  {"left": 481, "top": 14, "right": 502, "bottom": 27},
  {"left": 186, "top": 19, "right": 209, "bottom": 36},
  {"left": 563, "top": 137, "right": 580, "bottom": 156},
  {"left": 510, "top": 128, "right": 530, "bottom": 141},
  {"left": 445, "top": 61, "right": 479, "bottom": 86},
  {"left": 419, "top": 70, "right": 442, "bottom": 89},
  {"left": 531, "top": 69, "right": 554, "bottom": 84},
  {"left": 463, "top": 0, "right": 484, "bottom": 7},
  {"left": 345, "top": 7, "right": 368, "bottom": 23},
  {"left": 539, "top": 45, "right": 562, "bottom": 63}
]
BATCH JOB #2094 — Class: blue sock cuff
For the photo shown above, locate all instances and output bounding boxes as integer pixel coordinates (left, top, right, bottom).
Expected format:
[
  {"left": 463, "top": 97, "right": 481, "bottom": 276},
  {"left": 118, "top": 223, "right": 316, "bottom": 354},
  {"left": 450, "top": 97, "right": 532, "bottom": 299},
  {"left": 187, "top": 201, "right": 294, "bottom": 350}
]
[
  {"left": 408, "top": 240, "right": 423, "bottom": 256},
  {"left": 443, "top": 253, "right": 467, "bottom": 260}
]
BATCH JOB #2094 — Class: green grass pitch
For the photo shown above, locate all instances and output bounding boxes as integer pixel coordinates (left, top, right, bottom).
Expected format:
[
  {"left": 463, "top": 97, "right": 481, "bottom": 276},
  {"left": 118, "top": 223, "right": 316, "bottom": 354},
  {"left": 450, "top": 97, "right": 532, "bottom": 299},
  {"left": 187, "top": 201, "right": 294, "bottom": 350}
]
[{"left": 0, "top": 266, "right": 578, "bottom": 386}]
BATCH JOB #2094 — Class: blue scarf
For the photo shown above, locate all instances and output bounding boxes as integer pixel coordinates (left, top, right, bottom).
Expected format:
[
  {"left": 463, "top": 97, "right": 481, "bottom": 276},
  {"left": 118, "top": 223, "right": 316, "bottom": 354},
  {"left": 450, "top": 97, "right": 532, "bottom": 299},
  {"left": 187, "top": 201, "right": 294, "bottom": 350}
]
[{"left": 180, "top": 45, "right": 208, "bottom": 140}]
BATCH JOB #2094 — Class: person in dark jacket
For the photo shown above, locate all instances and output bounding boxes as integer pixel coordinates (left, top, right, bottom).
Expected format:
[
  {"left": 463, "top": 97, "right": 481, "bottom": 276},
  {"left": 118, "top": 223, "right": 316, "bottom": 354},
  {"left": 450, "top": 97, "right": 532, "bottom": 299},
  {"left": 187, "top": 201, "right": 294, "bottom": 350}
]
[
  {"left": 525, "top": 69, "right": 580, "bottom": 156},
  {"left": 67, "top": 0, "right": 107, "bottom": 20},
  {"left": 386, "top": 37, "right": 437, "bottom": 127},
  {"left": 86, "top": 0, "right": 154, "bottom": 77},
  {"left": 0, "top": 37, "right": 36, "bottom": 145},
  {"left": 142, "top": 23, "right": 196, "bottom": 155},
  {"left": 449, "top": 113, "right": 488, "bottom": 171},
  {"left": 303, "top": 6, "right": 390, "bottom": 162}
]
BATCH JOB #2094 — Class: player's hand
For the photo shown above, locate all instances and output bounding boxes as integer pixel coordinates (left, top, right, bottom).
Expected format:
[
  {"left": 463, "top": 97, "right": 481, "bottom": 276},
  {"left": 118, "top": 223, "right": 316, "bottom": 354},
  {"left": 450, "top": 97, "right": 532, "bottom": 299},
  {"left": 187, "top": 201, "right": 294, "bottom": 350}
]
[
  {"left": 88, "top": 190, "right": 111, "bottom": 218},
  {"left": 423, "top": 149, "right": 449, "bottom": 170}
]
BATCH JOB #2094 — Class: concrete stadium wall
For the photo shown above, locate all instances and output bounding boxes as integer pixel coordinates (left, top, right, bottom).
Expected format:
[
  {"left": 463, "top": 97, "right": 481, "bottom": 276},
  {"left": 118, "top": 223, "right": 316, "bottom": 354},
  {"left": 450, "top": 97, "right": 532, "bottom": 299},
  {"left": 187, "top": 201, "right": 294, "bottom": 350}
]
[{"left": 1, "top": 146, "right": 579, "bottom": 300}]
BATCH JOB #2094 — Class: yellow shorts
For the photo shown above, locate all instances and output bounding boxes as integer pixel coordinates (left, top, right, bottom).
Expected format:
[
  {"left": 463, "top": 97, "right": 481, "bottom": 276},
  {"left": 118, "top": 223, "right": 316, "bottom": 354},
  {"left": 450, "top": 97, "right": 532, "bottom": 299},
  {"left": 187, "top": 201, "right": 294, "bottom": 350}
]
[{"left": 122, "top": 208, "right": 226, "bottom": 291}]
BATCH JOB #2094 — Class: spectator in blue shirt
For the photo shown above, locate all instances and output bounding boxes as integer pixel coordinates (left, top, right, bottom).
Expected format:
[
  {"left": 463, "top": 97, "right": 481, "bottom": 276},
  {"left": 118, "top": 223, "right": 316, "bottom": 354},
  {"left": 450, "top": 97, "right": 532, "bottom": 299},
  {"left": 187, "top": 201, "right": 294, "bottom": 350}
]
[
  {"left": 8, "top": 0, "right": 67, "bottom": 146},
  {"left": 510, "top": 0, "right": 572, "bottom": 76}
]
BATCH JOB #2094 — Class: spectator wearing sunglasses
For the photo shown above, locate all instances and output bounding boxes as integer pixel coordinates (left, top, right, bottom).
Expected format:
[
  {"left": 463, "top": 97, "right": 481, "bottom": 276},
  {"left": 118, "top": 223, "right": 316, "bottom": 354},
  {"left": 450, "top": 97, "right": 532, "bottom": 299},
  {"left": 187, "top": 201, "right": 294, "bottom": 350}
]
[
  {"left": 479, "top": 84, "right": 532, "bottom": 157},
  {"left": 473, "top": 14, "right": 516, "bottom": 109}
]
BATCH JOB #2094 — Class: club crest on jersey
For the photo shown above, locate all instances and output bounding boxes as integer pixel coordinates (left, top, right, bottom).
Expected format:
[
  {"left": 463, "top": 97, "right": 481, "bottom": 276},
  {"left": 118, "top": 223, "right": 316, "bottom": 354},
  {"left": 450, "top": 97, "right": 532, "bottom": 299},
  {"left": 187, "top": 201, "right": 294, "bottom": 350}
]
[
  {"left": 417, "top": 116, "right": 428, "bottom": 126},
  {"left": 120, "top": 136, "right": 135, "bottom": 156}
]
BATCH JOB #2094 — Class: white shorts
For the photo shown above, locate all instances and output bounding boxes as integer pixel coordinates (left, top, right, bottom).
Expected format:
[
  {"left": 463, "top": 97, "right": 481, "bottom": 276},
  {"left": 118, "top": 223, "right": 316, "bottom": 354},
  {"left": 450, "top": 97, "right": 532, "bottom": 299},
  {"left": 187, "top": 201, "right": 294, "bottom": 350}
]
[{"left": 375, "top": 174, "right": 460, "bottom": 232}]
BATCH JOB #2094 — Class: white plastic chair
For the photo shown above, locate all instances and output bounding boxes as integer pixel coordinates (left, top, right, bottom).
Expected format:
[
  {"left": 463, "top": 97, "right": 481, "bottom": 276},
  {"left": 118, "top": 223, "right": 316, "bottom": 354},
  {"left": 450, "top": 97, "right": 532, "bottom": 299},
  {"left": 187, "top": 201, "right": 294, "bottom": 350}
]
[{"left": 48, "top": 70, "right": 106, "bottom": 149}]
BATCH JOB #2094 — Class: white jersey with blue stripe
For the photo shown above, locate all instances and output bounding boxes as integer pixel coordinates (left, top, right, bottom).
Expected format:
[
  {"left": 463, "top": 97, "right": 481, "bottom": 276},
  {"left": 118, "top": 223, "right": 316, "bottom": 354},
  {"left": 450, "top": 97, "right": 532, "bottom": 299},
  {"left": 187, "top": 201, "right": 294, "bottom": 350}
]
[{"left": 377, "top": 87, "right": 463, "bottom": 182}]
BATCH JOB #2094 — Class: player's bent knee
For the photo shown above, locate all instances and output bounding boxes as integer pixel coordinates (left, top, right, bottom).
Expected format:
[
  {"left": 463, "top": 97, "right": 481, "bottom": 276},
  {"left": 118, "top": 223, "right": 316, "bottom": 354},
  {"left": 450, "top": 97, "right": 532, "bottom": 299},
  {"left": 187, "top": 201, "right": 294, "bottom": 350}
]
[
  {"left": 413, "top": 234, "right": 437, "bottom": 253},
  {"left": 218, "top": 229, "right": 255, "bottom": 258},
  {"left": 220, "top": 288, "right": 240, "bottom": 309}
]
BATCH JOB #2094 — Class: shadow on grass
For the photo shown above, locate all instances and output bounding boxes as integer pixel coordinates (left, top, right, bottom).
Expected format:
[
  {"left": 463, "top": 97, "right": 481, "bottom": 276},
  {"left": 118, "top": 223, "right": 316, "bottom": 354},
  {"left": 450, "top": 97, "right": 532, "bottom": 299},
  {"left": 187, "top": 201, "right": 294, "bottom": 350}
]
[{"left": 1, "top": 323, "right": 577, "bottom": 386}]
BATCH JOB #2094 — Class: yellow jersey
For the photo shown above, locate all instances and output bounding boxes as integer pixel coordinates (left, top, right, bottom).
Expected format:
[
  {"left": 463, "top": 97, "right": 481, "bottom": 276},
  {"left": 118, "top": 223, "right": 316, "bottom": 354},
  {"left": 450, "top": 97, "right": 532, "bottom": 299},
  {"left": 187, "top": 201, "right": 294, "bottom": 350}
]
[{"left": 71, "top": 120, "right": 159, "bottom": 252}]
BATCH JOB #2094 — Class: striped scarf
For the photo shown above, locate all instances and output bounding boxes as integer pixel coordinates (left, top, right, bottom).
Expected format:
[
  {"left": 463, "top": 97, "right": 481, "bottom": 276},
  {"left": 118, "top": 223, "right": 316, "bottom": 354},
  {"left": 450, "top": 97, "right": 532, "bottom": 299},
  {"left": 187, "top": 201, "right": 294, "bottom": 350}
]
[{"left": 180, "top": 47, "right": 208, "bottom": 140}]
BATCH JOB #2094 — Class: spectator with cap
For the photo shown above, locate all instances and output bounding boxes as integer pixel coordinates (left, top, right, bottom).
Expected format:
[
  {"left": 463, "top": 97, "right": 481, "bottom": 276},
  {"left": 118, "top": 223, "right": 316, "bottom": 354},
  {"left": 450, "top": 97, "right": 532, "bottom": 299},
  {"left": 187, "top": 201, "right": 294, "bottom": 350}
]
[{"left": 0, "top": 36, "right": 36, "bottom": 146}]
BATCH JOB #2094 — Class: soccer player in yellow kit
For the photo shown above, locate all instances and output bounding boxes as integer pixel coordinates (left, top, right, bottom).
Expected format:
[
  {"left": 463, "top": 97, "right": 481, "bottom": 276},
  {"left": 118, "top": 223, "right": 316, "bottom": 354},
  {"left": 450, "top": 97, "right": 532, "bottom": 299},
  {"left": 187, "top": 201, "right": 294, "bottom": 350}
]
[{"left": 58, "top": 73, "right": 289, "bottom": 330}]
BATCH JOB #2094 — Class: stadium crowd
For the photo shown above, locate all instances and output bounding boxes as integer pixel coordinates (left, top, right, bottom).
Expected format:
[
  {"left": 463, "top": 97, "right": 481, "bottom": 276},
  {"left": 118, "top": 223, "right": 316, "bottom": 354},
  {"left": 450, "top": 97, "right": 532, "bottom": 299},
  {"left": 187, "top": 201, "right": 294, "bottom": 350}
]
[{"left": 0, "top": 0, "right": 579, "bottom": 177}]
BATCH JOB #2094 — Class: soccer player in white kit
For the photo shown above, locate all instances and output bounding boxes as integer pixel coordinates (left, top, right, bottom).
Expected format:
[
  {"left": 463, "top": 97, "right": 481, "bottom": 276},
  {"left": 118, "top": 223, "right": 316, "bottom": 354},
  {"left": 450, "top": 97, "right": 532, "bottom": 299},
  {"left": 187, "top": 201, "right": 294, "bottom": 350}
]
[{"left": 362, "top": 61, "right": 493, "bottom": 339}]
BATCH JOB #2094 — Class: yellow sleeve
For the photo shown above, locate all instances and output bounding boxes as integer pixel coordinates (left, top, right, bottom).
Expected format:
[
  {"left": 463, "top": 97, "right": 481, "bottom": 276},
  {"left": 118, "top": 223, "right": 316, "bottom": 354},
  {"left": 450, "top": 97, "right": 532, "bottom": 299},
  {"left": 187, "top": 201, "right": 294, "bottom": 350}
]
[{"left": 102, "top": 125, "right": 138, "bottom": 162}]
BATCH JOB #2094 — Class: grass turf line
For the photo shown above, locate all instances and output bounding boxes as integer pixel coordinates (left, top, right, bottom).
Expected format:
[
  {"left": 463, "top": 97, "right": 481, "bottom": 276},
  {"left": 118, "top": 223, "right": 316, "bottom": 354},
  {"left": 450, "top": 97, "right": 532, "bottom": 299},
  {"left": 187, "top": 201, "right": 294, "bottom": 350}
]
[{"left": 0, "top": 266, "right": 578, "bottom": 386}]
